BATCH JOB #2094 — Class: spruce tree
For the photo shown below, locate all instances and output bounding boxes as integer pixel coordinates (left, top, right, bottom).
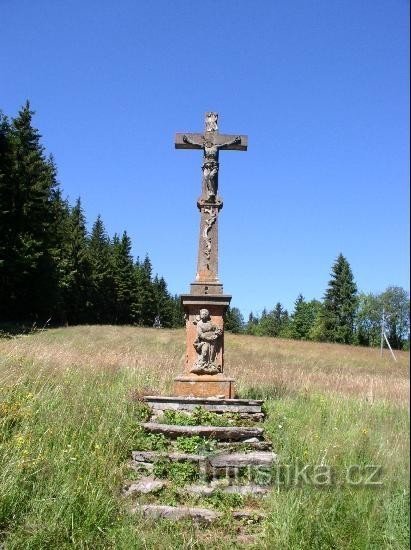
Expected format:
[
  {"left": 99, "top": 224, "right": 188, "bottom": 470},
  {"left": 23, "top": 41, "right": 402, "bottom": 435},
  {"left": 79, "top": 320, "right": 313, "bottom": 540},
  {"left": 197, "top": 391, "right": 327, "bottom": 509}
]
[
  {"left": 225, "top": 306, "right": 244, "bottom": 333},
  {"left": 152, "top": 275, "right": 173, "bottom": 327},
  {"left": 321, "top": 254, "right": 358, "bottom": 343},
  {"left": 112, "top": 231, "right": 137, "bottom": 324},
  {"left": 0, "top": 102, "right": 62, "bottom": 322},
  {"left": 60, "top": 198, "right": 92, "bottom": 323},
  {"left": 289, "top": 294, "right": 322, "bottom": 340},
  {"left": 88, "top": 215, "right": 115, "bottom": 323},
  {"left": 134, "top": 254, "right": 156, "bottom": 325},
  {"left": 171, "top": 295, "right": 185, "bottom": 328}
]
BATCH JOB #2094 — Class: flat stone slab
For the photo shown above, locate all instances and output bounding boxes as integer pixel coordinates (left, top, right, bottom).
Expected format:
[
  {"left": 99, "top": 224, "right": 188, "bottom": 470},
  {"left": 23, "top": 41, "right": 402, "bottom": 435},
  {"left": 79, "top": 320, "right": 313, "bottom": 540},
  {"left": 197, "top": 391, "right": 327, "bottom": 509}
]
[
  {"left": 143, "top": 395, "right": 263, "bottom": 414},
  {"left": 132, "top": 450, "right": 207, "bottom": 464},
  {"left": 132, "top": 450, "right": 276, "bottom": 469},
  {"left": 185, "top": 483, "right": 269, "bottom": 496},
  {"left": 132, "top": 504, "right": 220, "bottom": 523},
  {"left": 122, "top": 477, "right": 165, "bottom": 496},
  {"left": 209, "top": 451, "right": 276, "bottom": 468},
  {"left": 217, "top": 439, "right": 273, "bottom": 451},
  {"left": 140, "top": 423, "right": 264, "bottom": 441},
  {"left": 132, "top": 504, "right": 264, "bottom": 523}
]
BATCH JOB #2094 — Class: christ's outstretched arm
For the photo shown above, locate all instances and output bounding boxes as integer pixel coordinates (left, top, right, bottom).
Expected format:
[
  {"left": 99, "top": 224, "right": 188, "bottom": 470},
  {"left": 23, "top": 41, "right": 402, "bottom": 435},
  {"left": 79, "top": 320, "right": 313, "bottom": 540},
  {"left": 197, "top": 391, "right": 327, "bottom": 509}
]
[{"left": 183, "top": 134, "right": 204, "bottom": 147}]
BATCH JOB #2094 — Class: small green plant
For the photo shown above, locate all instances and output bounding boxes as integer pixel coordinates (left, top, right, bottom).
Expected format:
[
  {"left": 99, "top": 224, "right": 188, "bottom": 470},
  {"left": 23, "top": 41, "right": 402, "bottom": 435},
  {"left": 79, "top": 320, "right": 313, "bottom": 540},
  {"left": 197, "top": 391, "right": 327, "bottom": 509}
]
[
  {"left": 134, "top": 429, "right": 168, "bottom": 451},
  {"left": 159, "top": 409, "right": 196, "bottom": 425},
  {"left": 205, "top": 490, "right": 244, "bottom": 510},
  {"left": 158, "top": 407, "right": 245, "bottom": 427},
  {"left": 175, "top": 435, "right": 217, "bottom": 454},
  {"left": 153, "top": 458, "right": 199, "bottom": 486}
]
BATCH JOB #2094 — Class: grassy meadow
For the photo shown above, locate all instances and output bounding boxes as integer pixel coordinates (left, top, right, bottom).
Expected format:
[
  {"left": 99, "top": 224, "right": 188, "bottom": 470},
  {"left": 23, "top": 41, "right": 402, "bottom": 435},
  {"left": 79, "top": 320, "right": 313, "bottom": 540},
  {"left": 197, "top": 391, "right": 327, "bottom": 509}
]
[{"left": 0, "top": 326, "right": 409, "bottom": 549}]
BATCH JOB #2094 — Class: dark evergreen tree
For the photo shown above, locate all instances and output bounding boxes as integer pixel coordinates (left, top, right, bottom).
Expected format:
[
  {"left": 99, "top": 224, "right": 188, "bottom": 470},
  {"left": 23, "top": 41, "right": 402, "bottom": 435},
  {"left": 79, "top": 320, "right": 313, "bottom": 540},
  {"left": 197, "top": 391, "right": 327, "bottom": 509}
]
[
  {"left": 321, "top": 254, "right": 358, "bottom": 344},
  {"left": 134, "top": 254, "right": 156, "bottom": 325},
  {"left": 61, "top": 198, "right": 92, "bottom": 323},
  {"left": 257, "top": 302, "right": 289, "bottom": 337},
  {"left": 225, "top": 306, "right": 244, "bottom": 334},
  {"left": 88, "top": 215, "right": 115, "bottom": 323},
  {"left": 111, "top": 231, "right": 136, "bottom": 324},
  {"left": 152, "top": 275, "right": 173, "bottom": 327},
  {"left": 0, "top": 102, "right": 63, "bottom": 322},
  {"left": 170, "top": 295, "right": 185, "bottom": 328},
  {"left": 289, "top": 294, "right": 322, "bottom": 340}
]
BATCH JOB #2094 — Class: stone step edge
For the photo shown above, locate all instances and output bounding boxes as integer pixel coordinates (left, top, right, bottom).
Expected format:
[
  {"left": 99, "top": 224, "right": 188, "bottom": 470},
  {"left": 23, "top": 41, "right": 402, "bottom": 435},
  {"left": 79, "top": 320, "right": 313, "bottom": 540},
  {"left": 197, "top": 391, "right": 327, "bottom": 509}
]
[
  {"left": 140, "top": 423, "right": 264, "bottom": 441},
  {"left": 131, "top": 503, "right": 265, "bottom": 523},
  {"left": 143, "top": 395, "right": 263, "bottom": 414},
  {"left": 132, "top": 450, "right": 277, "bottom": 468},
  {"left": 143, "top": 396, "right": 263, "bottom": 405},
  {"left": 123, "top": 477, "right": 271, "bottom": 497}
]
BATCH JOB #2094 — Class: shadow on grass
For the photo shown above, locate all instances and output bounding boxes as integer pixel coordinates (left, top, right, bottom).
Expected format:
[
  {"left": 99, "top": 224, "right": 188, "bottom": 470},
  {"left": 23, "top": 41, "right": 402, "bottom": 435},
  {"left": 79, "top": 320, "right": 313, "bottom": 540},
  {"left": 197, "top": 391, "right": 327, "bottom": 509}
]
[{"left": 0, "top": 322, "right": 45, "bottom": 339}]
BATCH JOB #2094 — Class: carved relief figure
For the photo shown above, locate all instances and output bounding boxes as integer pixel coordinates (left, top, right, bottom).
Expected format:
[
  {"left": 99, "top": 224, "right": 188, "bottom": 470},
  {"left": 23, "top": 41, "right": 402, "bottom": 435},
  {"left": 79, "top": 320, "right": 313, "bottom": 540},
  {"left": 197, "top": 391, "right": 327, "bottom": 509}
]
[
  {"left": 191, "top": 309, "right": 223, "bottom": 374},
  {"left": 203, "top": 207, "right": 217, "bottom": 262},
  {"left": 182, "top": 134, "right": 241, "bottom": 200},
  {"left": 205, "top": 112, "right": 218, "bottom": 133}
]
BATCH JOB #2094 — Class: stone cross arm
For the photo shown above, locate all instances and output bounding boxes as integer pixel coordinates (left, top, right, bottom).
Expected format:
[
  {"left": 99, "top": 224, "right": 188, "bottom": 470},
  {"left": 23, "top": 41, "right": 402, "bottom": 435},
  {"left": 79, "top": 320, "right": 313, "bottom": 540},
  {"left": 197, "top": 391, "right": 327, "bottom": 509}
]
[{"left": 175, "top": 133, "right": 248, "bottom": 151}]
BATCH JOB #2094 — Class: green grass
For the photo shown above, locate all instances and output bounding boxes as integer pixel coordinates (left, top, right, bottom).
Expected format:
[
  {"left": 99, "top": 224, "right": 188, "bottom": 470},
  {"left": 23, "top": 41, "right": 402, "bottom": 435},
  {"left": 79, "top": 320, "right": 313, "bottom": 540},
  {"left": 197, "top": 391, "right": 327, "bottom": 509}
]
[{"left": 0, "top": 326, "right": 409, "bottom": 548}]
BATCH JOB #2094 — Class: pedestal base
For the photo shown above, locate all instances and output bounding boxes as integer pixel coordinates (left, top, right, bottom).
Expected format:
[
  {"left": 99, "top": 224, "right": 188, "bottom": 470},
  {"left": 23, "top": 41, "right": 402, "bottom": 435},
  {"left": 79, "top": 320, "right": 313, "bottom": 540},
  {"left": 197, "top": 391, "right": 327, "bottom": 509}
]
[{"left": 173, "top": 375, "right": 235, "bottom": 399}]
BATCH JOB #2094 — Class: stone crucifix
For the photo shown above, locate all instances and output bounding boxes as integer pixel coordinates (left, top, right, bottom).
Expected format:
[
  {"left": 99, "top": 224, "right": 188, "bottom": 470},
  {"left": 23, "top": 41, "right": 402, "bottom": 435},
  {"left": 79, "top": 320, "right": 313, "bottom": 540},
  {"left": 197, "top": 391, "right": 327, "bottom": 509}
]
[
  {"left": 175, "top": 113, "right": 248, "bottom": 294},
  {"left": 174, "top": 113, "right": 248, "bottom": 398},
  {"left": 175, "top": 112, "right": 247, "bottom": 202}
]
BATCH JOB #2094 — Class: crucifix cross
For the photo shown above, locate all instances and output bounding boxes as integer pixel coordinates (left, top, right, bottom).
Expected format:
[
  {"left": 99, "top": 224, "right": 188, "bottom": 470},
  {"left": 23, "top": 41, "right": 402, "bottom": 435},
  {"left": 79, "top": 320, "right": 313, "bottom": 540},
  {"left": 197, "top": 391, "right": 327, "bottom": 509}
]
[{"left": 175, "top": 112, "right": 248, "bottom": 202}]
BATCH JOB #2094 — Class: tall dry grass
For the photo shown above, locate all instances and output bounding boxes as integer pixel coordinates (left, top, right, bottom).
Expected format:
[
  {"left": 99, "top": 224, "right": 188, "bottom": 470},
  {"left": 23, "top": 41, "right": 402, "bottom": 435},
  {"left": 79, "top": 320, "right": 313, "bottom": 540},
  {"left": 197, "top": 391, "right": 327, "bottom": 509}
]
[
  {"left": 1, "top": 326, "right": 408, "bottom": 404},
  {"left": 0, "top": 326, "right": 409, "bottom": 548}
]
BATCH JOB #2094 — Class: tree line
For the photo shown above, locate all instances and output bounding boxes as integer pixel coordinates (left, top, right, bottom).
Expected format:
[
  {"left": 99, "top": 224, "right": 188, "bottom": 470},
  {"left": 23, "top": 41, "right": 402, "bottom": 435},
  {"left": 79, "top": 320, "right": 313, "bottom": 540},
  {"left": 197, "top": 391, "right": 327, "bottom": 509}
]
[
  {"left": 226, "top": 254, "right": 409, "bottom": 350},
  {"left": 0, "top": 103, "right": 184, "bottom": 328},
  {"left": 1, "top": 103, "right": 409, "bottom": 348}
]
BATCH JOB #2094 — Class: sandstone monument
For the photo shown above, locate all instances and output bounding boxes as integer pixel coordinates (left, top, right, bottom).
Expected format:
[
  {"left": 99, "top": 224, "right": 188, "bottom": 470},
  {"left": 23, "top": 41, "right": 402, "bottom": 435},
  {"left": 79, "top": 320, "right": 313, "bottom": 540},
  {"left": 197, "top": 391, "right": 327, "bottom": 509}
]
[
  {"left": 129, "top": 116, "right": 277, "bottom": 524},
  {"left": 173, "top": 112, "right": 248, "bottom": 398}
]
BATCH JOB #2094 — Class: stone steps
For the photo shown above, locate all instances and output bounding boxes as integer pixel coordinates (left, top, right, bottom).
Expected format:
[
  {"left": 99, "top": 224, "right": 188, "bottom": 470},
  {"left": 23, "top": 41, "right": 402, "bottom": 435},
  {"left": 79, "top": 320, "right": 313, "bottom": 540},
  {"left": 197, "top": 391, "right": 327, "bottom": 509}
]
[
  {"left": 143, "top": 395, "right": 263, "bottom": 414},
  {"left": 124, "top": 396, "right": 276, "bottom": 524},
  {"left": 132, "top": 450, "right": 276, "bottom": 469},
  {"left": 216, "top": 439, "right": 273, "bottom": 451},
  {"left": 132, "top": 504, "right": 265, "bottom": 524},
  {"left": 140, "top": 422, "right": 264, "bottom": 441},
  {"left": 123, "top": 477, "right": 270, "bottom": 498}
]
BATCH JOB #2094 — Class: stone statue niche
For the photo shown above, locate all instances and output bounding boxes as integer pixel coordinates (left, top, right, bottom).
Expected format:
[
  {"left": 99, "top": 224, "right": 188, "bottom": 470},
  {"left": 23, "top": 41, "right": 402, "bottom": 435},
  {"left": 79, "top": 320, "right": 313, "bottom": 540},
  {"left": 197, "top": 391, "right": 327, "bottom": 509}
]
[{"left": 191, "top": 308, "right": 223, "bottom": 375}]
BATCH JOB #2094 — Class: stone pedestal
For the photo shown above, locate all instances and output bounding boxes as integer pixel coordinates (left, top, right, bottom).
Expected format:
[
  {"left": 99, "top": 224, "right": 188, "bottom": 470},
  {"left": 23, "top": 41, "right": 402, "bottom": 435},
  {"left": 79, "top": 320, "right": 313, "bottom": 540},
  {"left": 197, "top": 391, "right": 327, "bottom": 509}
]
[{"left": 173, "top": 294, "right": 234, "bottom": 399}]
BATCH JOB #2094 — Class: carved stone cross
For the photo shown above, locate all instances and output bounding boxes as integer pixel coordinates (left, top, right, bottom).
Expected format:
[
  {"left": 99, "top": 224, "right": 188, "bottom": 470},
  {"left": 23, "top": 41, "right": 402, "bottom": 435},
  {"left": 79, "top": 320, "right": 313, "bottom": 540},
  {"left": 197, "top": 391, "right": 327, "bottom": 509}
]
[
  {"left": 175, "top": 112, "right": 247, "bottom": 203},
  {"left": 175, "top": 113, "right": 248, "bottom": 294},
  {"left": 173, "top": 113, "right": 248, "bottom": 399}
]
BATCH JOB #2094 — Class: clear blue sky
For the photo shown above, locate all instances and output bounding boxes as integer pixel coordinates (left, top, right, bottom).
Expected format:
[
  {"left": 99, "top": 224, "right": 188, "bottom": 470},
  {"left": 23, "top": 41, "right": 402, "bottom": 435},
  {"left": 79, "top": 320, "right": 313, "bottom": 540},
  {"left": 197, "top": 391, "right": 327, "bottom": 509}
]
[{"left": 1, "top": 1, "right": 409, "bottom": 317}]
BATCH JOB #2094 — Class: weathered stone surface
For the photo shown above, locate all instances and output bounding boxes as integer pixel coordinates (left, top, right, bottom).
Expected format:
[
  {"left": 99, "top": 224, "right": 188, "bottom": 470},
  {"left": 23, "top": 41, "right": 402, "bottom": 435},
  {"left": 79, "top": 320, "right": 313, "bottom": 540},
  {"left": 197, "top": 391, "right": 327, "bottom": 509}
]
[
  {"left": 122, "top": 477, "right": 165, "bottom": 496},
  {"left": 223, "top": 484, "right": 269, "bottom": 495},
  {"left": 143, "top": 395, "right": 263, "bottom": 414},
  {"left": 209, "top": 451, "right": 277, "bottom": 469},
  {"left": 132, "top": 504, "right": 220, "bottom": 523},
  {"left": 232, "top": 509, "right": 265, "bottom": 521},
  {"left": 126, "top": 459, "right": 154, "bottom": 472},
  {"left": 171, "top": 113, "right": 248, "bottom": 399},
  {"left": 185, "top": 483, "right": 269, "bottom": 496},
  {"left": 176, "top": 299, "right": 232, "bottom": 390},
  {"left": 217, "top": 440, "right": 273, "bottom": 451},
  {"left": 141, "top": 423, "right": 264, "bottom": 441},
  {"left": 173, "top": 374, "right": 235, "bottom": 399},
  {"left": 191, "top": 308, "right": 223, "bottom": 374},
  {"left": 185, "top": 484, "right": 216, "bottom": 496},
  {"left": 131, "top": 450, "right": 207, "bottom": 465}
]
